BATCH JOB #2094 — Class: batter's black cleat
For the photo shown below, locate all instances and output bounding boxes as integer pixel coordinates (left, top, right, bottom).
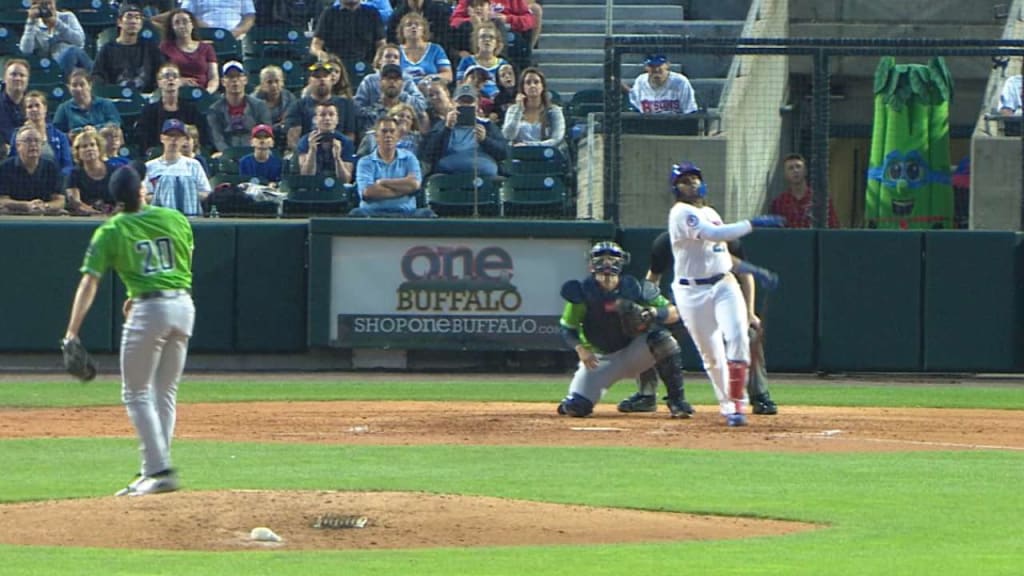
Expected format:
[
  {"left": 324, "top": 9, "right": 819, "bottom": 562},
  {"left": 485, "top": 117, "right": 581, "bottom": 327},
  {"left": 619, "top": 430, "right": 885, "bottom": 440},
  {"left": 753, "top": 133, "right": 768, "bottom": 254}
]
[
  {"left": 665, "top": 397, "right": 695, "bottom": 419},
  {"left": 617, "top": 393, "right": 657, "bottom": 413},
  {"left": 751, "top": 393, "right": 778, "bottom": 415}
]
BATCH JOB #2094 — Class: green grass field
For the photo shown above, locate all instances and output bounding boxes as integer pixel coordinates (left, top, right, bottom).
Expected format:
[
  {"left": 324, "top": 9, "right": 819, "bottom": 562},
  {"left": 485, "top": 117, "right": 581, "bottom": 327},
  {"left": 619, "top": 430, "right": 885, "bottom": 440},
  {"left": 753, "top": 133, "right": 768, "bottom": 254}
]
[{"left": 1, "top": 377, "right": 1022, "bottom": 576}]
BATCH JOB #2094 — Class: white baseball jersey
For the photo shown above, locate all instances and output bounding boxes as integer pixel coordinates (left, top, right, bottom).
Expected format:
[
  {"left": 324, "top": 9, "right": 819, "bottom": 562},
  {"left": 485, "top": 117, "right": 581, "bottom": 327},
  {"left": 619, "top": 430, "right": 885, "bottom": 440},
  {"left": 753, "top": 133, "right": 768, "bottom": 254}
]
[
  {"left": 145, "top": 156, "right": 212, "bottom": 217},
  {"left": 668, "top": 201, "right": 752, "bottom": 281},
  {"left": 999, "top": 75, "right": 1022, "bottom": 115},
  {"left": 629, "top": 72, "right": 698, "bottom": 115}
]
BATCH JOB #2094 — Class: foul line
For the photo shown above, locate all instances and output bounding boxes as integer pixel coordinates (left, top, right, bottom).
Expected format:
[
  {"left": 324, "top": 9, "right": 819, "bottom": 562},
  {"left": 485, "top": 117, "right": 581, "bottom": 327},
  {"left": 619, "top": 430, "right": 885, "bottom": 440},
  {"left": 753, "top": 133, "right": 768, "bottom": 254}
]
[{"left": 773, "top": 431, "right": 1024, "bottom": 451}]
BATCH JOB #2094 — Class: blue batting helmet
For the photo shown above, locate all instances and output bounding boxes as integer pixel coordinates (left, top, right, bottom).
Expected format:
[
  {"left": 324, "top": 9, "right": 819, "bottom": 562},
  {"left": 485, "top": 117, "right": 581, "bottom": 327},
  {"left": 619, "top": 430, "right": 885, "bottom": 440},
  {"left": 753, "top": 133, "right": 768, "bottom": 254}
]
[
  {"left": 669, "top": 161, "right": 707, "bottom": 198},
  {"left": 590, "top": 241, "right": 630, "bottom": 274}
]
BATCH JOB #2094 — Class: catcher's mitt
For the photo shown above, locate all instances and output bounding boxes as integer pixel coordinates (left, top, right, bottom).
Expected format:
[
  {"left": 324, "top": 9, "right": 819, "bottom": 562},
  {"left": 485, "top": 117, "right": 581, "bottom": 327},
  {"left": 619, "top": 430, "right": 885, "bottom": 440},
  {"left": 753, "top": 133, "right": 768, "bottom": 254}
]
[
  {"left": 61, "top": 337, "right": 97, "bottom": 382},
  {"left": 615, "top": 299, "right": 656, "bottom": 335}
]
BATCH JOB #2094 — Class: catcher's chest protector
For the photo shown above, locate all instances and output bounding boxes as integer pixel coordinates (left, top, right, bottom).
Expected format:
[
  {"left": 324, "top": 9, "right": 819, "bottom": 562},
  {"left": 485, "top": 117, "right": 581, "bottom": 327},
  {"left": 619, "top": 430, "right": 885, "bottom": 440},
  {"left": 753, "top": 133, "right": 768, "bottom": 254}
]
[{"left": 580, "top": 276, "right": 642, "bottom": 354}]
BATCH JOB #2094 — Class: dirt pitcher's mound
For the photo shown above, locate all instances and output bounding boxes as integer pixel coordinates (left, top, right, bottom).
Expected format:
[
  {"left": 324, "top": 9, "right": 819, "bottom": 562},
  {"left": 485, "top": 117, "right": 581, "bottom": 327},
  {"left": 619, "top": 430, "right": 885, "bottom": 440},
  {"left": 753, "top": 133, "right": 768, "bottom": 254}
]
[{"left": 0, "top": 490, "right": 818, "bottom": 551}]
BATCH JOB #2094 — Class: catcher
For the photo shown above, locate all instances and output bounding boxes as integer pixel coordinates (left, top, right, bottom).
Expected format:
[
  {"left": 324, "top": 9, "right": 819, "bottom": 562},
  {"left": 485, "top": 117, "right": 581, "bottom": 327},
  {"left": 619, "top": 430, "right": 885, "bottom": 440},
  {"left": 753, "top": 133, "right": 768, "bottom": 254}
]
[{"left": 556, "top": 241, "right": 687, "bottom": 417}]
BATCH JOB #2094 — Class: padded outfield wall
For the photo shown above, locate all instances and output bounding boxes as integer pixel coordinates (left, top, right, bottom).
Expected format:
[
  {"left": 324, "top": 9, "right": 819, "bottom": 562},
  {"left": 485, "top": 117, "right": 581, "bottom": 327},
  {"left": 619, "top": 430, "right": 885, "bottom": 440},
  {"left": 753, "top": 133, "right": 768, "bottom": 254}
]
[{"left": 0, "top": 219, "right": 1020, "bottom": 373}]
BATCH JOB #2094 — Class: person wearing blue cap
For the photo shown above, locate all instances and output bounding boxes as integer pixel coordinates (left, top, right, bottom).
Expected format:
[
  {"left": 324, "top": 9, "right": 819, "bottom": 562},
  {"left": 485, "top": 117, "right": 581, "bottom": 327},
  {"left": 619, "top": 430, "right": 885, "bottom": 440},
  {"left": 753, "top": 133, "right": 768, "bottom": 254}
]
[
  {"left": 628, "top": 54, "right": 698, "bottom": 115},
  {"left": 144, "top": 118, "right": 212, "bottom": 216},
  {"left": 63, "top": 162, "right": 196, "bottom": 496}
]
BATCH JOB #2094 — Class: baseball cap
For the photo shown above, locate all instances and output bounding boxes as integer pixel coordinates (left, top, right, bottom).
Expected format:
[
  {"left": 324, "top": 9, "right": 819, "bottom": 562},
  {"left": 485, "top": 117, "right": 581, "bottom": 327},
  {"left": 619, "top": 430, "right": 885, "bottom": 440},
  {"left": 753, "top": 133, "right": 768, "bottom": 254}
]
[
  {"left": 643, "top": 54, "right": 668, "bottom": 66},
  {"left": 118, "top": 3, "right": 144, "bottom": 17},
  {"left": 308, "top": 61, "right": 335, "bottom": 76},
  {"left": 161, "top": 118, "right": 187, "bottom": 135},
  {"left": 109, "top": 165, "right": 141, "bottom": 205},
  {"left": 251, "top": 124, "right": 273, "bottom": 138},
  {"left": 463, "top": 64, "right": 491, "bottom": 79},
  {"left": 453, "top": 84, "right": 478, "bottom": 102},
  {"left": 380, "top": 63, "right": 403, "bottom": 78},
  {"left": 222, "top": 60, "right": 245, "bottom": 76}
]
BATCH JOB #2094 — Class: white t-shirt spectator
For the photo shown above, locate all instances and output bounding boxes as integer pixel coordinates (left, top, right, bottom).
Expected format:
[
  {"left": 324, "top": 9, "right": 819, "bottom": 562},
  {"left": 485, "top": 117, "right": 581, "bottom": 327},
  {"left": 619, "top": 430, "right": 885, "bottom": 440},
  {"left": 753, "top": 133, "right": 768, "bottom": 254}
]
[
  {"left": 629, "top": 71, "right": 698, "bottom": 115},
  {"left": 999, "top": 75, "right": 1022, "bottom": 115}
]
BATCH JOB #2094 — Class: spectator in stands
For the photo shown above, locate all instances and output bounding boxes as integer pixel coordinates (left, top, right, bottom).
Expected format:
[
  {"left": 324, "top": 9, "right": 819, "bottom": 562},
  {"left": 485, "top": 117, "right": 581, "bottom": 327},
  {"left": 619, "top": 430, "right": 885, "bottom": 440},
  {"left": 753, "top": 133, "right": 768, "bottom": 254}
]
[
  {"left": 387, "top": 0, "right": 453, "bottom": 58},
  {"left": 358, "top": 101, "right": 424, "bottom": 155},
  {"left": 295, "top": 101, "right": 354, "bottom": 181},
  {"left": 629, "top": 54, "right": 697, "bottom": 115},
  {"left": 501, "top": 66, "right": 564, "bottom": 150},
  {"left": 311, "top": 0, "right": 385, "bottom": 67},
  {"left": 285, "top": 61, "right": 358, "bottom": 150},
  {"left": 19, "top": 0, "right": 93, "bottom": 76},
  {"left": 364, "top": 0, "right": 393, "bottom": 28},
  {"left": 356, "top": 44, "right": 427, "bottom": 118},
  {"left": 527, "top": 0, "right": 542, "bottom": 49},
  {"left": 251, "top": 65, "right": 296, "bottom": 144},
  {"left": 160, "top": 8, "right": 219, "bottom": 94},
  {"left": 0, "top": 59, "right": 30, "bottom": 158},
  {"left": 0, "top": 125, "right": 64, "bottom": 214},
  {"left": 769, "top": 153, "right": 839, "bottom": 228},
  {"left": 206, "top": 61, "right": 272, "bottom": 155},
  {"left": 10, "top": 90, "right": 73, "bottom": 178},
  {"left": 356, "top": 63, "right": 428, "bottom": 136},
  {"left": 398, "top": 13, "right": 452, "bottom": 85},
  {"left": 324, "top": 55, "right": 355, "bottom": 98},
  {"left": 136, "top": 63, "right": 208, "bottom": 155},
  {"left": 254, "top": 0, "right": 326, "bottom": 29},
  {"left": 351, "top": 116, "right": 433, "bottom": 217},
  {"left": 92, "top": 4, "right": 164, "bottom": 94},
  {"left": 144, "top": 118, "right": 211, "bottom": 216},
  {"left": 65, "top": 128, "right": 115, "bottom": 215},
  {"left": 454, "top": 23, "right": 507, "bottom": 98},
  {"left": 99, "top": 124, "right": 131, "bottom": 167},
  {"left": 423, "top": 76, "right": 453, "bottom": 125},
  {"left": 450, "top": 0, "right": 534, "bottom": 71},
  {"left": 460, "top": 64, "right": 498, "bottom": 113},
  {"left": 181, "top": 123, "right": 211, "bottom": 176},
  {"left": 240, "top": 124, "right": 283, "bottom": 183},
  {"left": 421, "top": 84, "right": 508, "bottom": 178},
  {"left": 489, "top": 62, "right": 516, "bottom": 123},
  {"left": 52, "top": 69, "right": 122, "bottom": 135},
  {"left": 178, "top": 0, "right": 256, "bottom": 39},
  {"left": 998, "top": 74, "right": 1022, "bottom": 116}
]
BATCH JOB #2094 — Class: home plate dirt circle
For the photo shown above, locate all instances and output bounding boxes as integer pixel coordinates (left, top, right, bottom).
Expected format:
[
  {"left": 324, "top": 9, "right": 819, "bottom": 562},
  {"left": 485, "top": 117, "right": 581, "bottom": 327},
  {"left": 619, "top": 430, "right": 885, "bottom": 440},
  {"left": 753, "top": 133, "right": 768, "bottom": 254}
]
[{"left": 0, "top": 490, "right": 818, "bottom": 551}]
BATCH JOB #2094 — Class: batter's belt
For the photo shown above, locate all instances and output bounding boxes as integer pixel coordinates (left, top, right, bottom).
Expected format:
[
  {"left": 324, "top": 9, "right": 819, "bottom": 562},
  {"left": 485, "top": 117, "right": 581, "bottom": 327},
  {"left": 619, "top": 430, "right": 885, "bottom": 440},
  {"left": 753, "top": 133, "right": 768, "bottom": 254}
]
[
  {"left": 133, "top": 289, "right": 192, "bottom": 301},
  {"left": 677, "top": 273, "right": 725, "bottom": 286}
]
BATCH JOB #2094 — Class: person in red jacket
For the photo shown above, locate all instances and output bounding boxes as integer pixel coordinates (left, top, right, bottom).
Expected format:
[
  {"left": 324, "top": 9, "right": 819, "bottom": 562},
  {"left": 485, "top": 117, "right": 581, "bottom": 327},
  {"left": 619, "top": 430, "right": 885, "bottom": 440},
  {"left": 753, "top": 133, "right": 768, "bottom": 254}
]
[
  {"left": 449, "top": 0, "right": 534, "bottom": 71},
  {"left": 769, "top": 153, "right": 840, "bottom": 228}
]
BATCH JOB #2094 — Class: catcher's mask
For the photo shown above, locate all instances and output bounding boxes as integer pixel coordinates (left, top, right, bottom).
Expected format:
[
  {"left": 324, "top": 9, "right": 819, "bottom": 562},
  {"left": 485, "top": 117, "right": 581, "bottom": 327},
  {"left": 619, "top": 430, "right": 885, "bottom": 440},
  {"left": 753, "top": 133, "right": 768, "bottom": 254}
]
[
  {"left": 670, "top": 161, "right": 707, "bottom": 198},
  {"left": 590, "top": 241, "right": 630, "bottom": 275}
]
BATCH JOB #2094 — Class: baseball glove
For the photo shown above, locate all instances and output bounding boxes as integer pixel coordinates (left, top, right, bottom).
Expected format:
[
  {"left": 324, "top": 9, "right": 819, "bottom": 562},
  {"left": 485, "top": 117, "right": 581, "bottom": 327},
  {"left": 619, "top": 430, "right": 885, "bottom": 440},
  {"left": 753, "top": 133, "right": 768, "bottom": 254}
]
[
  {"left": 61, "top": 337, "right": 97, "bottom": 382},
  {"left": 615, "top": 299, "right": 656, "bottom": 335}
]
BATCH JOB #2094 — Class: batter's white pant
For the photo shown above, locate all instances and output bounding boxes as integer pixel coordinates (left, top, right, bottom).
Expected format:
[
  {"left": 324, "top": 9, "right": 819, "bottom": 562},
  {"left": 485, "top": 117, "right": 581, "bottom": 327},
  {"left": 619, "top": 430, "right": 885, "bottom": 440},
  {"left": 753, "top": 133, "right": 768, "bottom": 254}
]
[
  {"left": 120, "top": 293, "right": 195, "bottom": 477},
  {"left": 671, "top": 274, "right": 750, "bottom": 415},
  {"left": 568, "top": 334, "right": 656, "bottom": 405}
]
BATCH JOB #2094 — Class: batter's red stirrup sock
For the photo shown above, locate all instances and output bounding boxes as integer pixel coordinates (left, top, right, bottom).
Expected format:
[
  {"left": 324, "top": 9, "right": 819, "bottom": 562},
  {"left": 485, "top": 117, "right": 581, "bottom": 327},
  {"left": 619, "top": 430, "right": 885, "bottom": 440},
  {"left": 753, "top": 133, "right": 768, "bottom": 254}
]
[{"left": 728, "top": 361, "right": 748, "bottom": 413}]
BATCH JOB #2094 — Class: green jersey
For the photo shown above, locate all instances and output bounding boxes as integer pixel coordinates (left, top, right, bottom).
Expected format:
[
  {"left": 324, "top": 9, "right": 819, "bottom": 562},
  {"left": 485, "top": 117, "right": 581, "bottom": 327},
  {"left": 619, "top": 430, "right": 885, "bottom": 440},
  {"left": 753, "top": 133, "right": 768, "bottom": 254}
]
[{"left": 81, "top": 205, "right": 194, "bottom": 298}]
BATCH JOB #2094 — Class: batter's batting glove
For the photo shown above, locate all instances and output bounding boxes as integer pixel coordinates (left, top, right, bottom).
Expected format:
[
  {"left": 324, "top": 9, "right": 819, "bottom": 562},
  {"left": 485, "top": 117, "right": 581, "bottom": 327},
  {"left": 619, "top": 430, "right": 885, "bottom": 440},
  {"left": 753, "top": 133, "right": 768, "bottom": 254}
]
[
  {"left": 61, "top": 337, "right": 97, "bottom": 382},
  {"left": 750, "top": 215, "right": 786, "bottom": 228}
]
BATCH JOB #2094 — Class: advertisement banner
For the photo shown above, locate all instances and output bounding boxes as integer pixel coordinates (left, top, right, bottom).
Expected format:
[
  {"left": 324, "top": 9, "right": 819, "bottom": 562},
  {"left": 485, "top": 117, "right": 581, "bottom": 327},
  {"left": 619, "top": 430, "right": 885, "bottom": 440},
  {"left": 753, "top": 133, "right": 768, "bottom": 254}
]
[{"left": 329, "top": 236, "right": 590, "bottom": 349}]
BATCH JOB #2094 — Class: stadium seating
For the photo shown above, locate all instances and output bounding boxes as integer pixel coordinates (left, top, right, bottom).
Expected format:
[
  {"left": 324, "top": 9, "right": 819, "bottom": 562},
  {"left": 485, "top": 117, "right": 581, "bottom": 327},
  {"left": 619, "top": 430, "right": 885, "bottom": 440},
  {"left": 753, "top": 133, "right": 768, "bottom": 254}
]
[
  {"left": 424, "top": 173, "right": 501, "bottom": 217},
  {"left": 280, "top": 174, "right": 357, "bottom": 216},
  {"left": 244, "top": 57, "right": 306, "bottom": 91},
  {"left": 245, "top": 26, "right": 310, "bottom": 60},
  {"left": 197, "top": 27, "right": 241, "bottom": 61},
  {"left": 500, "top": 173, "right": 568, "bottom": 218}
]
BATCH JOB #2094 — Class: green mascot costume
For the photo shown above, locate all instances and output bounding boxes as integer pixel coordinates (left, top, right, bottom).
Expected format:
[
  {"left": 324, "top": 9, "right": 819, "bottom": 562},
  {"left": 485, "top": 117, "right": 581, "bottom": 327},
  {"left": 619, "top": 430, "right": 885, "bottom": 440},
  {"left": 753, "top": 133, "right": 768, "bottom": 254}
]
[{"left": 865, "top": 56, "right": 954, "bottom": 229}]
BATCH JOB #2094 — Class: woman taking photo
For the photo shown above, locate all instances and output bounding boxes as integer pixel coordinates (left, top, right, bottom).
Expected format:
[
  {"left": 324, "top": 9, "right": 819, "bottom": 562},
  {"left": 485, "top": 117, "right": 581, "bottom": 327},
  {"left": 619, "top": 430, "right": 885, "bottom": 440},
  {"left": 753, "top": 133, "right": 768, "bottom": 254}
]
[{"left": 159, "top": 8, "right": 219, "bottom": 94}]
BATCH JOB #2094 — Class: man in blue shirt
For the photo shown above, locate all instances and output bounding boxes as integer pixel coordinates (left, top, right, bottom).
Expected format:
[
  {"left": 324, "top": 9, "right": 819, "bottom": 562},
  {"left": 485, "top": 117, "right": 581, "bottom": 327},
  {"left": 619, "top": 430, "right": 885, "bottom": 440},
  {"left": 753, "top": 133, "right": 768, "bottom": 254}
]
[{"left": 350, "top": 116, "right": 434, "bottom": 217}]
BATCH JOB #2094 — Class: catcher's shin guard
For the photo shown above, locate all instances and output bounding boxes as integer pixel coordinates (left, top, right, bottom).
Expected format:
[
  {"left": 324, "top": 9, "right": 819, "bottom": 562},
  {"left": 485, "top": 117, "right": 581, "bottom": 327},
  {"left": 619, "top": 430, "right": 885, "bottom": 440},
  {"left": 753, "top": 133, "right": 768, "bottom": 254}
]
[
  {"left": 649, "top": 329, "right": 687, "bottom": 409},
  {"left": 636, "top": 368, "right": 659, "bottom": 397},
  {"left": 727, "top": 361, "right": 748, "bottom": 413}
]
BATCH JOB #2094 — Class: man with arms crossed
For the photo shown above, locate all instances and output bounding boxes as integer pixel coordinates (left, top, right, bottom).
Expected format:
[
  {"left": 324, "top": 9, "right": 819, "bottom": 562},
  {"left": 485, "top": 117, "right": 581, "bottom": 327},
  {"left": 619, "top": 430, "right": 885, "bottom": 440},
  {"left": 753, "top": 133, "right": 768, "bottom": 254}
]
[{"left": 63, "top": 164, "right": 195, "bottom": 496}]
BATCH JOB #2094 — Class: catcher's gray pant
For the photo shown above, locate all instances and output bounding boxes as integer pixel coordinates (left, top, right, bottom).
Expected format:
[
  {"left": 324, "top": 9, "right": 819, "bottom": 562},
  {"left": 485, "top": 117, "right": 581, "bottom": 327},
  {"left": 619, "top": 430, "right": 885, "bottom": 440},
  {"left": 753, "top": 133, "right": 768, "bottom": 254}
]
[
  {"left": 671, "top": 274, "right": 750, "bottom": 415},
  {"left": 121, "top": 292, "right": 195, "bottom": 477},
  {"left": 568, "top": 335, "right": 656, "bottom": 405}
]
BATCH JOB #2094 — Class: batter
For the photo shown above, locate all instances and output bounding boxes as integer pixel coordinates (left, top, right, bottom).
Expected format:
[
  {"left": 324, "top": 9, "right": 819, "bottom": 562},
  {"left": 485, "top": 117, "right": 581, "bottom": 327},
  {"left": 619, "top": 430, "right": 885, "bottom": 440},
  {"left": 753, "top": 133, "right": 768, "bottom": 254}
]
[
  {"left": 666, "top": 162, "right": 783, "bottom": 426},
  {"left": 63, "top": 164, "right": 195, "bottom": 496}
]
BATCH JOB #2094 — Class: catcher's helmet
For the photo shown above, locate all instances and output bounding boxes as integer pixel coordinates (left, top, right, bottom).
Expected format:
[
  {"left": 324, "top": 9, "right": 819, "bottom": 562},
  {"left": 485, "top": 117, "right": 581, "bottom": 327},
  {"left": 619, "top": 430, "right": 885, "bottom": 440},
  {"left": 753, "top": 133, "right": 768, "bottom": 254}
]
[
  {"left": 590, "top": 241, "right": 630, "bottom": 274},
  {"left": 669, "top": 161, "right": 707, "bottom": 198}
]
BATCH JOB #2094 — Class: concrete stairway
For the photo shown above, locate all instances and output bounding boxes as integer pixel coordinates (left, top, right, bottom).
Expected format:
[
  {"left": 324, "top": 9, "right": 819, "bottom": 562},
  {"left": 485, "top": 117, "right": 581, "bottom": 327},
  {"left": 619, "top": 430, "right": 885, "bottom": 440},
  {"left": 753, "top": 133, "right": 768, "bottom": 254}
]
[{"left": 536, "top": 0, "right": 752, "bottom": 107}]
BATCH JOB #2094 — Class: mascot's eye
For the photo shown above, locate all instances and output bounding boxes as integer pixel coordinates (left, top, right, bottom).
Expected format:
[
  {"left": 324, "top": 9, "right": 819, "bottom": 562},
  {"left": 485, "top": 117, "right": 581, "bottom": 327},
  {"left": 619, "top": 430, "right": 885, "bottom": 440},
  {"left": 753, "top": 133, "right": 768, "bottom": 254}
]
[
  {"left": 904, "top": 160, "right": 922, "bottom": 182},
  {"left": 886, "top": 162, "right": 903, "bottom": 180}
]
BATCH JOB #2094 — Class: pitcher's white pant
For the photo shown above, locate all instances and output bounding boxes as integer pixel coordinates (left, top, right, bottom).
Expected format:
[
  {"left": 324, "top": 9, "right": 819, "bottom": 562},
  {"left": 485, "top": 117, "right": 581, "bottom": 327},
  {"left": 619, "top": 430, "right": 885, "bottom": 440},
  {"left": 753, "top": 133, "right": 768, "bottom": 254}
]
[
  {"left": 120, "top": 293, "right": 195, "bottom": 477},
  {"left": 671, "top": 274, "right": 750, "bottom": 415}
]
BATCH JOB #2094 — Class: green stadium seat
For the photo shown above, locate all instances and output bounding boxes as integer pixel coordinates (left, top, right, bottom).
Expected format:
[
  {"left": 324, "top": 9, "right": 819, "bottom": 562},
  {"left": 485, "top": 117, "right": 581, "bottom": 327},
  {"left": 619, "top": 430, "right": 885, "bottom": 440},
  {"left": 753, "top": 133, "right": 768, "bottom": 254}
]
[
  {"left": 198, "top": 27, "right": 242, "bottom": 61},
  {"left": 280, "top": 174, "right": 356, "bottom": 216},
  {"left": 245, "top": 26, "right": 310, "bottom": 59},
  {"left": 505, "top": 145, "right": 569, "bottom": 176},
  {"left": 244, "top": 56, "right": 306, "bottom": 91},
  {"left": 500, "top": 173, "right": 568, "bottom": 218},
  {"left": 424, "top": 173, "right": 501, "bottom": 217}
]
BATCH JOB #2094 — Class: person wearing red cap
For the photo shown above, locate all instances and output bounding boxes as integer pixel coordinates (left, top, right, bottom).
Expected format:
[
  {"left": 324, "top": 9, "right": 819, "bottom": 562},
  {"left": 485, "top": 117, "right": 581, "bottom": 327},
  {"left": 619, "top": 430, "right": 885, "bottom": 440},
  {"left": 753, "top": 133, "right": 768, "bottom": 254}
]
[{"left": 239, "top": 124, "right": 282, "bottom": 183}]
